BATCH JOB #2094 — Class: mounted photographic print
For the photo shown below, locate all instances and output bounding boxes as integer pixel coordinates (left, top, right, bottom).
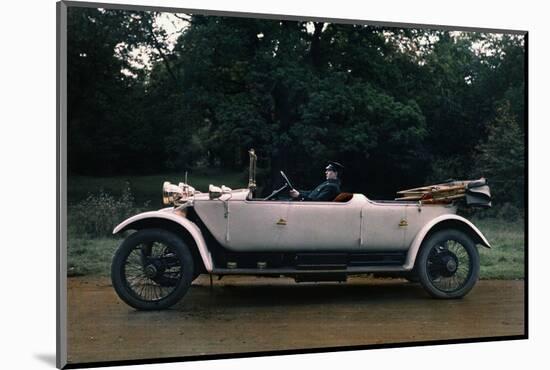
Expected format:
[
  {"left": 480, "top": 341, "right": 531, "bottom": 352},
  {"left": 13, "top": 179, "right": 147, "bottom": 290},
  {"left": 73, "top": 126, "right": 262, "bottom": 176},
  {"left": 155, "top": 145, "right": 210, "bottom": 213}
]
[{"left": 57, "top": 1, "right": 527, "bottom": 368}]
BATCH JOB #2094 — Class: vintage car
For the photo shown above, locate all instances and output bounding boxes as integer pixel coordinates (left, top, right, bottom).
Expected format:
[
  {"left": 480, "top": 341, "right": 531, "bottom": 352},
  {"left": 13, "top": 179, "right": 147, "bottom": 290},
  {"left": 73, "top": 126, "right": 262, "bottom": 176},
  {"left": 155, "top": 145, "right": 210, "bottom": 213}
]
[{"left": 111, "top": 150, "right": 492, "bottom": 310}]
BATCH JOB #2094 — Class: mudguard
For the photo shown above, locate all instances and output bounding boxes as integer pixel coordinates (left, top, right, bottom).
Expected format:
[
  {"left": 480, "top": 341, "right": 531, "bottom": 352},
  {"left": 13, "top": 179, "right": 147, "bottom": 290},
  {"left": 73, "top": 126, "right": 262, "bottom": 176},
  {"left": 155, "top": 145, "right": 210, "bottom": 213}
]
[
  {"left": 113, "top": 208, "right": 214, "bottom": 272},
  {"left": 403, "top": 214, "right": 491, "bottom": 270}
]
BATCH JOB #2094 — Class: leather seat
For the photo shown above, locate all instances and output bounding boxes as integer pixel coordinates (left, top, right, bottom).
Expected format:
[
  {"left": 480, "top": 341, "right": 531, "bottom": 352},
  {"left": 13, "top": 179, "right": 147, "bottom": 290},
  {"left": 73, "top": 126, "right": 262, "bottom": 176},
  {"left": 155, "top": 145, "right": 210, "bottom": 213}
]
[{"left": 333, "top": 192, "right": 353, "bottom": 202}]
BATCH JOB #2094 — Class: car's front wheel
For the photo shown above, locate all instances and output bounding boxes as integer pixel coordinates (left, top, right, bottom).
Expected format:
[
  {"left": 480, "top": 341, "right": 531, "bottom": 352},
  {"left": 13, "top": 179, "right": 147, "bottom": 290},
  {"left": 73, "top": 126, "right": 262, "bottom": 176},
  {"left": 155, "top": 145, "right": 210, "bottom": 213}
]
[
  {"left": 416, "top": 229, "right": 479, "bottom": 299},
  {"left": 404, "top": 270, "right": 420, "bottom": 283},
  {"left": 111, "top": 228, "right": 194, "bottom": 310}
]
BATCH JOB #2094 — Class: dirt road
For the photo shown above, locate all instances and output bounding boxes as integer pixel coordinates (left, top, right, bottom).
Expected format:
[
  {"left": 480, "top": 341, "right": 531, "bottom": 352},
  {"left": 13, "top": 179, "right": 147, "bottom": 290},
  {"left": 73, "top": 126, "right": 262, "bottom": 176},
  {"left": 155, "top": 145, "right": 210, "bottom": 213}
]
[{"left": 67, "top": 276, "right": 525, "bottom": 365}]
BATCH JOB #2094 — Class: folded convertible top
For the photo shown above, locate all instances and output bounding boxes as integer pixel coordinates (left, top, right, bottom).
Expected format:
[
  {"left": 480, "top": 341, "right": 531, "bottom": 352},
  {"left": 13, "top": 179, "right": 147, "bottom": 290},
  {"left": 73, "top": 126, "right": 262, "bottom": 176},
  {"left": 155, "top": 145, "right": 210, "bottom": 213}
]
[{"left": 395, "top": 178, "right": 491, "bottom": 207}]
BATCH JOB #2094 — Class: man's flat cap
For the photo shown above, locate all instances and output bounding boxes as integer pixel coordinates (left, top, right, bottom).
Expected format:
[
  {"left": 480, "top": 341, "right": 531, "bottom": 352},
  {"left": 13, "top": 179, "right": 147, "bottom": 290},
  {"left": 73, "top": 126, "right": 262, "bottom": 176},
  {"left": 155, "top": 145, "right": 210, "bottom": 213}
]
[{"left": 326, "top": 161, "right": 344, "bottom": 172}]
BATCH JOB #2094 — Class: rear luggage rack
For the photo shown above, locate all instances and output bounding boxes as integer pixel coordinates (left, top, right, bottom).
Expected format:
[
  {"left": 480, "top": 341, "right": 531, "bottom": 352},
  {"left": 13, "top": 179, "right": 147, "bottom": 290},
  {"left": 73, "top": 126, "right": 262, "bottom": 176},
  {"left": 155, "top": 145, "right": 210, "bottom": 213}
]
[{"left": 395, "top": 177, "right": 491, "bottom": 207}]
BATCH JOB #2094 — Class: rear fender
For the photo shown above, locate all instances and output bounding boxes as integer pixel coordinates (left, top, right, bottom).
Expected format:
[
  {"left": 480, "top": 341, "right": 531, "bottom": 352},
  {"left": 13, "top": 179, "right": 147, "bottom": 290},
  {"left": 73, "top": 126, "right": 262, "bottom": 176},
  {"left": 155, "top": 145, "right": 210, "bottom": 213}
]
[
  {"left": 403, "top": 214, "right": 491, "bottom": 270},
  {"left": 113, "top": 209, "right": 214, "bottom": 272}
]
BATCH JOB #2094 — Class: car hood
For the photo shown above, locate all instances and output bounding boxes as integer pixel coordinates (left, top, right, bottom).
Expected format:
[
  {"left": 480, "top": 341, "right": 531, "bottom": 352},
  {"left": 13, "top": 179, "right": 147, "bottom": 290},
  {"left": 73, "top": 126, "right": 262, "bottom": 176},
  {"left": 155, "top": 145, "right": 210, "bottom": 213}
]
[{"left": 193, "top": 188, "right": 250, "bottom": 202}]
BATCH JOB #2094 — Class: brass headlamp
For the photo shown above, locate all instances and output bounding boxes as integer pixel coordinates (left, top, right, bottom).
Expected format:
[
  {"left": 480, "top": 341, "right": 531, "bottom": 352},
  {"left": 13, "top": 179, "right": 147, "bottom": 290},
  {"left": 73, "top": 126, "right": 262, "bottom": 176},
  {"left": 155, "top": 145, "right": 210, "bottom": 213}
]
[{"left": 162, "top": 181, "right": 195, "bottom": 206}]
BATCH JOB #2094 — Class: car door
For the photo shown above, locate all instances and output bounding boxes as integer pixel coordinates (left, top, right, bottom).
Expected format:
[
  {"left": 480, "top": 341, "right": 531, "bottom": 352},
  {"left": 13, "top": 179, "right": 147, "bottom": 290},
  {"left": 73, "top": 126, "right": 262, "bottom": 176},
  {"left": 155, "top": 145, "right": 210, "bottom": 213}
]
[
  {"left": 360, "top": 201, "right": 407, "bottom": 250},
  {"left": 279, "top": 198, "right": 362, "bottom": 251},
  {"left": 225, "top": 199, "right": 291, "bottom": 251}
]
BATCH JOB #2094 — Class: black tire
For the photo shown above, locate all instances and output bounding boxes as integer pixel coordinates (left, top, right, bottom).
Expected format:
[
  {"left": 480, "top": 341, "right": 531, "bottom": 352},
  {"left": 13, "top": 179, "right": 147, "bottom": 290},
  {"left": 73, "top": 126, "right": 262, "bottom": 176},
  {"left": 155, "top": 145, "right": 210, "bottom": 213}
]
[
  {"left": 417, "top": 229, "right": 479, "bottom": 299},
  {"left": 111, "top": 228, "right": 194, "bottom": 310},
  {"left": 405, "top": 270, "right": 420, "bottom": 283}
]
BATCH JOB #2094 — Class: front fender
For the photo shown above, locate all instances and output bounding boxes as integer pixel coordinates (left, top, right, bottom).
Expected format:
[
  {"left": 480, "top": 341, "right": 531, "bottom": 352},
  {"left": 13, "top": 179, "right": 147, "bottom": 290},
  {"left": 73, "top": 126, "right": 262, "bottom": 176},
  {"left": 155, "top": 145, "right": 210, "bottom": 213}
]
[
  {"left": 403, "top": 214, "right": 491, "bottom": 270},
  {"left": 113, "top": 209, "right": 214, "bottom": 272}
]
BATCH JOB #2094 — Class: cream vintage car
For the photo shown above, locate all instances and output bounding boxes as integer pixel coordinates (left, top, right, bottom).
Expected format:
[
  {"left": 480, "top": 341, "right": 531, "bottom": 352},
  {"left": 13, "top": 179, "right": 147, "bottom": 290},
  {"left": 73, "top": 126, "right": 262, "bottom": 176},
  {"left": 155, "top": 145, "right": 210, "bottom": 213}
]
[{"left": 111, "top": 150, "right": 492, "bottom": 310}]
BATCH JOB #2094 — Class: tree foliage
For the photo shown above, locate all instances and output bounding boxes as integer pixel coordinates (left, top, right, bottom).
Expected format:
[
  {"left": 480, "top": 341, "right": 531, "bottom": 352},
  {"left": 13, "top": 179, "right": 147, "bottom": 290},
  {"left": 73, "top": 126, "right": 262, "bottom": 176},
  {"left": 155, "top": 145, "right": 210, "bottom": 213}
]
[
  {"left": 67, "top": 8, "right": 525, "bottom": 209},
  {"left": 476, "top": 102, "right": 524, "bottom": 209}
]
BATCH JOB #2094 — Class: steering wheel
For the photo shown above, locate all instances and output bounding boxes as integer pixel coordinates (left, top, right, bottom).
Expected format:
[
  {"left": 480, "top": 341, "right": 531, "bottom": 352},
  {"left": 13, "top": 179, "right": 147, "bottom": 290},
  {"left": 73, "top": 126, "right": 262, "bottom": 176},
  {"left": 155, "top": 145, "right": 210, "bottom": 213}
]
[
  {"left": 263, "top": 171, "right": 296, "bottom": 200},
  {"left": 279, "top": 170, "right": 295, "bottom": 191}
]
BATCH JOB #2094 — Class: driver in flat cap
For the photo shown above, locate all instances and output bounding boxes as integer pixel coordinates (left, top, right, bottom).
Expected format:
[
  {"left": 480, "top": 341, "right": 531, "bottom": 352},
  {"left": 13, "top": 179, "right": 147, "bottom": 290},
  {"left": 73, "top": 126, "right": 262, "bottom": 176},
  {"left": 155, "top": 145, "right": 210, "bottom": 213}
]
[{"left": 289, "top": 161, "right": 343, "bottom": 201}]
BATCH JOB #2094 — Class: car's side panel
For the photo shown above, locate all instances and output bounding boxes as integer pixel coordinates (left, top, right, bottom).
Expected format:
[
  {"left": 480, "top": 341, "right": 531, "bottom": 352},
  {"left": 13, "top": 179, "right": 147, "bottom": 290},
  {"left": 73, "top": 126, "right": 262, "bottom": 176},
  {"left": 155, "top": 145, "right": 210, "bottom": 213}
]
[
  {"left": 402, "top": 214, "right": 491, "bottom": 270},
  {"left": 361, "top": 201, "right": 407, "bottom": 250},
  {"left": 193, "top": 199, "right": 229, "bottom": 247},
  {"left": 195, "top": 194, "right": 366, "bottom": 252},
  {"left": 278, "top": 195, "right": 365, "bottom": 250},
  {"left": 361, "top": 201, "right": 458, "bottom": 251},
  {"left": 403, "top": 203, "right": 457, "bottom": 247},
  {"left": 112, "top": 209, "right": 214, "bottom": 272},
  {"left": 226, "top": 200, "right": 290, "bottom": 250},
  {"left": 194, "top": 197, "right": 293, "bottom": 251}
]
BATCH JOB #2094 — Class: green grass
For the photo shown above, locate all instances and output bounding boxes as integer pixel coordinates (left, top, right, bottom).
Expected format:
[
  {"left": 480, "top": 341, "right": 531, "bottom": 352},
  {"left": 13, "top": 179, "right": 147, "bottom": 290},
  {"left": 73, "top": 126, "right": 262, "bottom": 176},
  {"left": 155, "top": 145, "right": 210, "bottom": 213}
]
[
  {"left": 66, "top": 172, "right": 525, "bottom": 279},
  {"left": 67, "top": 218, "right": 525, "bottom": 279},
  {"left": 474, "top": 218, "right": 525, "bottom": 279},
  {"left": 68, "top": 168, "right": 248, "bottom": 205},
  {"left": 67, "top": 169, "right": 247, "bottom": 276},
  {"left": 67, "top": 237, "right": 119, "bottom": 276}
]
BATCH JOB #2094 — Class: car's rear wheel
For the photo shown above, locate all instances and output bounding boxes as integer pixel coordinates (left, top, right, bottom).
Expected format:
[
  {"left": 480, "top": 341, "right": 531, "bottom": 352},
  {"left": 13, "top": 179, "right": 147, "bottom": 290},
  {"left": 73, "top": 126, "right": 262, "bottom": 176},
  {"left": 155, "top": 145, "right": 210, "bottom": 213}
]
[
  {"left": 111, "top": 228, "right": 194, "bottom": 310},
  {"left": 417, "top": 229, "right": 479, "bottom": 299}
]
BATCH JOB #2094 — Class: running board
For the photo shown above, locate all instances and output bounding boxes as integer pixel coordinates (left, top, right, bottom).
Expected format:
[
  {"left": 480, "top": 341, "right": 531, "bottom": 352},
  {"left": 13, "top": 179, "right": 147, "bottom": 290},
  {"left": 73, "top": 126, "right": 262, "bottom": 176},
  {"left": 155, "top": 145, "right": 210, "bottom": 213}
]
[{"left": 211, "top": 265, "right": 410, "bottom": 275}]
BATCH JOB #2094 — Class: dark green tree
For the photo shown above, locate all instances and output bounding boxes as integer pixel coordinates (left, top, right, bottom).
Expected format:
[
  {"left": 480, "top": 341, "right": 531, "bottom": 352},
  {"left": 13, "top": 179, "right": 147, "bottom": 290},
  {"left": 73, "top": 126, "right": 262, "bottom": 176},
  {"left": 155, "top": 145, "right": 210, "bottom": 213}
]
[
  {"left": 475, "top": 102, "right": 524, "bottom": 210},
  {"left": 67, "top": 8, "right": 176, "bottom": 174},
  {"left": 67, "top": 8, "right": 525, "bottom": 210}
]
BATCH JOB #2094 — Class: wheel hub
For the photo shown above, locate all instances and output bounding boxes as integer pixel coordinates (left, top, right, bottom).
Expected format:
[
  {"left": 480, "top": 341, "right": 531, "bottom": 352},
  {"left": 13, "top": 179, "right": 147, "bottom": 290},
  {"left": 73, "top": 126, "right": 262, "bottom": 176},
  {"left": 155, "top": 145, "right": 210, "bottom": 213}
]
[
  {"left": 438, "top": 252, "right": 459, "bottom": 277},
  {"left": 446, "top": 258, "right": 457, "bottom": 273},
  {"left": 144, "top": 264, "right": 158, "bottom": 278}
]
